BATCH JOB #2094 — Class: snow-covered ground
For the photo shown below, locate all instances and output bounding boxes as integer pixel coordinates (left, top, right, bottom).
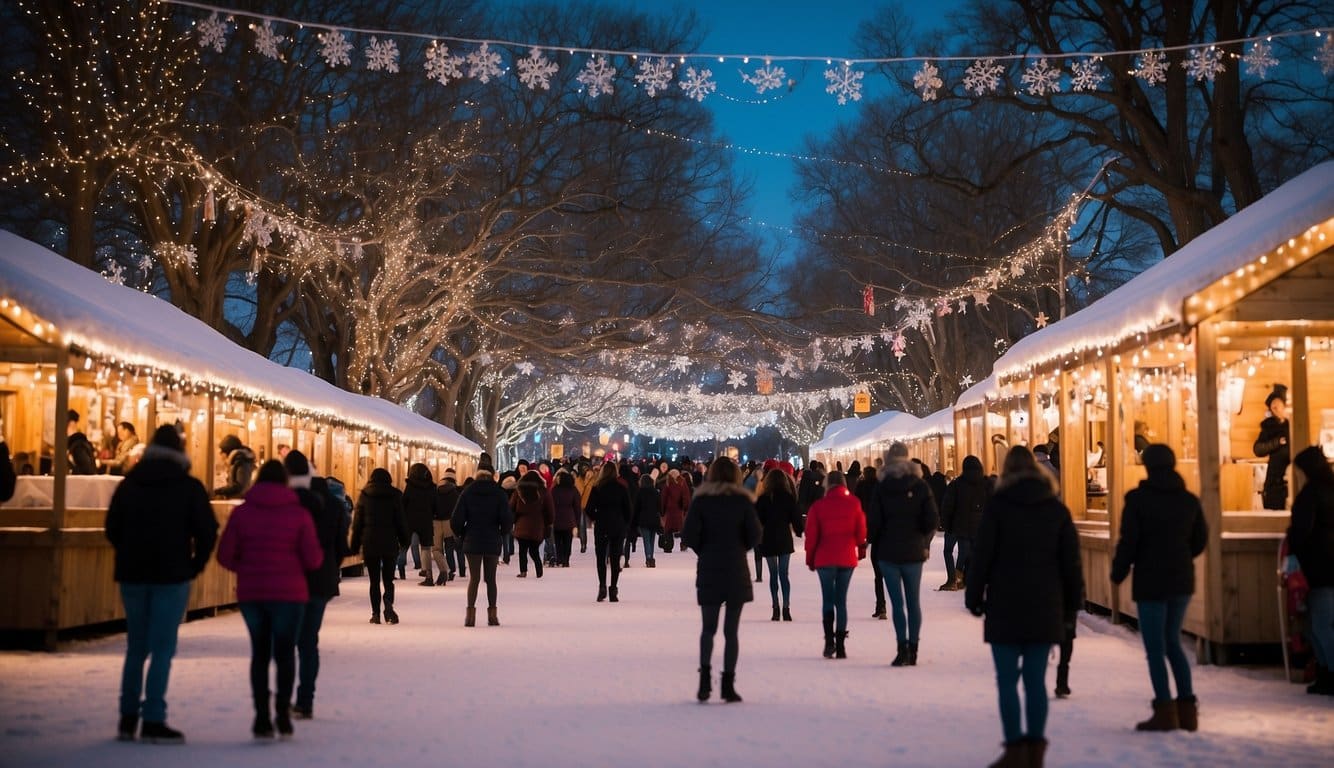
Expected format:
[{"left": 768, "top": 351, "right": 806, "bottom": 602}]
[{"left": 2, "top": 538, "right": 1330, "bottom": 767}]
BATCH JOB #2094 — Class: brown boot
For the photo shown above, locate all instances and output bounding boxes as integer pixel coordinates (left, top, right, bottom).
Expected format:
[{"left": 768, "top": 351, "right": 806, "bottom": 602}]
[
  {"left": 1026, "top": 738, "right": 1047, "bottom": 768},
  {"left": 1135, "top": 699, "right": 1178, "bottom": 731},
  {"left": 987, "top": 740, "right": 1029, "bottom": 768},
  {"left": 464, "top": 607, "right": 476, "bottom": 627},
  {"left": 487, "top": 606, "right": 499, "bottom": 626},
  {"left": 1175, "top": 696, "right": 1198, "bottom": 732}
]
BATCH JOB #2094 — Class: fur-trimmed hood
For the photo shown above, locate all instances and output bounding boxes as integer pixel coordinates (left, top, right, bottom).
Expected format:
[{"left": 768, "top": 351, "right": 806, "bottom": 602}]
[
  {"left": 995, "top": 469, "right": 1060, "bottom": 502},
  {"left": 878, "top": 457, "right": 922, "bottom": 482},
  {"left": 692, "top": 481, "right": 755, "bottom": 502}
]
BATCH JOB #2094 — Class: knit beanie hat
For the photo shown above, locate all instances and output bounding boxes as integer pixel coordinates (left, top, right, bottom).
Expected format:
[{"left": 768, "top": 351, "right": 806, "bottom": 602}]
[
  {"left": 151, "top": 424, "right": 183, "bottom": 452},
  {"left": 283, "top": 449, "right": 311, "bottom": 478},
  {"left": 443, "top": 468, "right": 457, "bottom": 481},
  {"left": 1141, "top": 443, "right": 1176, "bottom": 471}
]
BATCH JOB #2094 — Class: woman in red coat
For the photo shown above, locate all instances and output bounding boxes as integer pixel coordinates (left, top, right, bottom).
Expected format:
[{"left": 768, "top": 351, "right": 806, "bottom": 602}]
[
  {"left": 661, "top": 469, "right": 691, "bottom": 552},
  {"left": 804, "top": 471, "right": 867, "bottom": 659}
]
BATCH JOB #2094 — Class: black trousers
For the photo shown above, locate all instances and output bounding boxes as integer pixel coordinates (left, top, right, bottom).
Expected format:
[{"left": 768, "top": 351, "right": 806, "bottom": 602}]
[
  {"left": 700, "top": 602, "right": 744, "bottom": 673},
  {"left": 594, "top": 535, "right": 623, "bottom": 587},
  {"left": 517, "top": 539, "right": 543, "bottom": 576},
  {"left": 554, "top": 530, "right": 573, "bottom": 566},
  {"left": 366, "top": 555, "right": 396, "bottom": 614},
  {"left": 465, "top": 553, "right": 499, "bottom": 608}
]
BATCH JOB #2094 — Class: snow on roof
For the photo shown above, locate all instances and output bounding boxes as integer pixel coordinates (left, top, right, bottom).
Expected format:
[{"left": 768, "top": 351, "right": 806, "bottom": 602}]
[
  {"left": 818, "top": 410, "right": 904, "bottom": 453},
  {"left": 810, "top": 416, "right": 862, "bottom": 452},
  {"left": 954, "top": 373, "right": 999, "bottom": 410},
  {"left": 896, "top": 408, "right": 955, "bottom": 441},
  {"left": 0, "top": 231, "right": 481, "bottom": 455},
  {"left": 996, "top": 161, "right": 1334, "bottom": 379}
]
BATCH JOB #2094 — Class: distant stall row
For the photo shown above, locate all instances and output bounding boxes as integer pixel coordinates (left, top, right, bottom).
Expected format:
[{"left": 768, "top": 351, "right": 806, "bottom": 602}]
[
  {"left": 812, "top": 162, "right": 1334, "bottom": 662},
  {"left": 0, "top": 231, "right": 480, "bottom": 647}
]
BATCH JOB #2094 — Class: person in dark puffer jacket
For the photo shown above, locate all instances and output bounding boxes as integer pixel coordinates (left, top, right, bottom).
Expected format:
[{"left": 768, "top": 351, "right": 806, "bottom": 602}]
[
  {"left": 967, "top": 445, "right": 1082, "bottom": 768},
  {"left": 403, "top": 463, "right": 445, "bottom": 586},
  {"left": 939, "top": 455, "right": 989, "bottom": 592},
  {"left": 550, "top": 470, "right": 581, "bottom": 567},
  {"left": 1111, "top": 444, "right": 1207, "bottom": 733},
  {"left": 1253, "top": 383, "right": 1291, "bottom": 510},
  {"left": 756, "top": 468, "right": 804, "bottom": 621},
  {"left": 585, "top": 462, "right": 634, "bottom": 602},
  {"left": 1288, "top": 446, "right": 1334, "bottom": 695},
  {"left": 633, "top": 474, "right": 663, "bottom": 567},
  {"left": 213, "top": 434, "right": 257, "bottom": 499},
  {"left": 106, "top": 425, "right": 218, "bottom": 744},
  {"left": 451, "top": 462, "right": 513, "bottom": 626},
  {"left": 855, "top": 465, "right": 886, "bottom": 620},
  {"left": 350, "top": 468, "right": 408, "bottom": 625},
  {"left": 867, "top": 442, "right": 938, "bottom": 667}
]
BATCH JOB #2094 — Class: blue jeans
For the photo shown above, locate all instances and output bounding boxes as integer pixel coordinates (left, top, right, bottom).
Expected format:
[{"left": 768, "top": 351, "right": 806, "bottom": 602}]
[
  {"left": 1309, "top": 587, "right": 1334, "bottom": 669},
  {"left": 119, "top": 582, "right": 191, "bottom": 722},
  {"left": 956, "top": 537, "right": 973, "bottom": 575},
  {"left": 990, "top": 643, "right": 1052, "bottom": 743},
  {"left": 295, "top": 597, "right": 329, "bottom": 710},
  {"left": 239, "top": 601, "right": 305, "bottom": 708},
  {"left": 640, "top": 527, "right": 657, "bottom": 562},
  {"left": 879, "top": 560, "right": 924, "bottom": 644},
  {"left": 767, "top": 553, "right": 792, "bottom": 606},
  {"left": 817, "top": 566, "right": 854, "bottom": 632},
  {"left": 1137, "top": 595, "right": 1193, "bottom": 701}
]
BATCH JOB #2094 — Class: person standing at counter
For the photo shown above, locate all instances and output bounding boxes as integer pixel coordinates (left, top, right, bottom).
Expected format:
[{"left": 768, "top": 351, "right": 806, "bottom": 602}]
[
  {"left": 213, "top": 434, "right": 256, "bottom": 500},
  {"left": 105, "top": 425, "right": 219, "bottom": 743},
  {"left": 67, "top": 409, "right": 97, "bottom": 475},
  {"left": 1254, "top": 384, "right": 1291, "bottom": 510}
]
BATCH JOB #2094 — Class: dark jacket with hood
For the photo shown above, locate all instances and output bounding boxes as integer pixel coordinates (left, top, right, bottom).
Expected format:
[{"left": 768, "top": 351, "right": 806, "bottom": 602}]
[
  {"left": 1253, "top": 415, "right": 1291, "bottom": 509},
  {"left": 436, "top": 478, "right": 462, "bottom": 538},
  {"left": 511, "top": 473, "right": 555, "bottom": 542},
  {"left": 551, "top": 478, "right": 582, "bottom": 531},
  {"left": 867, "top": 458, "right": 939, "bottom": 564},
  {"left": 1110, "top": 469, "right": 1208, "bottom": 601},
  {"left": 402, "top": 467, "right": 441, "bottom": 545},
  {"left": 634, "top": 483, "right": 663, "bottom": 532},
  {"left": 940, "top": 456, "right": 990, "bottom": 540},
  {"left": 585, "top": 477, "right": 634, "bottom": 540},
  {"left": 105, "top": 444, "right": 219, "bottom": 584},
  {"left": 296, "top": 477, "right": 349, "bottom": 599},
  {"left": 350, "top": 471, "right": 409, "bottom": 560},
  {"left": 1289, "top": 467, "right": 1334, "bottom": 589},
  {"left": 451, "top": 475, "right": 513, "bottom": 555},
  {"left": 67, "top": 431, "right": 98, "bottom": 475},
  {"left": 214, "top": 444, "right": 257, "bottom": 499},
  {"left": 755, "top": 487, "right": 804, "bottom": 556},
  {"left": 966, "top": 471, "right": 1083, "bottom": 644},
  {"left": 0, "top": 441, "right": 16, "bottom": 502},
  {"left": 682, "top": 481, "right": 762, "bottom": 605}
]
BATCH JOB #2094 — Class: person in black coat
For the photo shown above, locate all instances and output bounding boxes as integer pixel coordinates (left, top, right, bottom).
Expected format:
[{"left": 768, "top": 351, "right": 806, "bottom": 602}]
[
  {"left": 939, "top": 455, "right": 989, "bottom": 592},
  {"left": 755, "top": 469, "right": 804, "bottom": 621},
  {"left": 855, "top": 465, "right": 886, "bottom": 619},
  {"left": 1110, "top": 443, "right": 1207, "bottom": 732},
  {"left": 350, "top": 467, "right": 408, "bottom": 625},
  {"left": 403, "top": 463, "right": 446, "bottom": 586},
  {"left": 1254, "top": 384, "right": 1291, "bottom": 510},
  {"left": 450, "top": 464, "right": 513, "bottom": 626},
  {"left": 1290, "top": 446, "right": 1334, "bottom": 695},
  {"left": 105, "top": 425, "right": 219, "bottom": 743},
  {"left": 584, "top": 462, "right": 634, "bottom": 602},
  {"left": 65, "top": 409, "right": 98, "bottom": 475},
  {"left": 436, "top": 469, "right": 464, "bottom": 582},
  {"left": 966, "top": 445, "right": 1081, "bottom": 768},
  {"left": 867, "top": 442, "right": 938, "bottom": 666},
  {"left": 0, "top": 423, "right": 16, "bottom": 502},
  {"left": 682, "top": 457, "right": 762, "bottom": 703},
  {"left": 283, "top": 451, "right": 348, "bottom": 720},
  {"left": 633, "top": 474, "right": 663, "bottom": 567}
]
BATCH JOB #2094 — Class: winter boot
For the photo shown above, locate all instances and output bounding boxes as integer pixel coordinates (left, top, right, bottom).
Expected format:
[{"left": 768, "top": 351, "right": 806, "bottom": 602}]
[
  {"left": 487, "top": 606, "right": 500, "bottom": 626},
  {"left": 782, "top": 604, "right": 793, "bottom": 622},
  {"left": 419, "top": 578, "right": 434, "bottom": 586},
  {"left": 986, "top": 740, "right": 1029, "bottom": 768},
  {"left": 274, "top": 703, "right": 293, "bottom": 740},
  {"left": 435, "top": 573, "right": 447, "bottom": 585},
  {"left": 1025, "top": 738, "right": 1048, "bottom": 768},
  {"left": 697, "top": 666, "right": 711, "bottom": 702},
  {"left": 608, "top": 586, "right": 619, "bottom": 602},
  {"left": 252, "top": 694, "right": 274, "bottom": 740},
  {"left": 117, "top": 714, "right": 138, "bottom": 741},
  {"left": 937, "top": 577, "right": 955, "bottom": 591},
  {"left": 397, "top": 564, "right": 406, "bottom": 580},
  {"left": 139, "top": 721, "right": 184, "bottom": 744},
  {"left": 1175, "top": 696, "right": 1198, "bottom": 732},
  {"left": 464, "top": 607, "right": 476, "bottom": 627},
  {"left": 369, "top": 612, "right": 381, "bottom": 624},
  {"left": 290, "top": 704, "right": 312, "bottom": 720},
  {"left": 907, "top": 641, "right": 919, "bottom": 666},
  {"left": 720, "top": 671, "right": 742, "bottom": 703},
  {"left": 954, "top": 568, "right": 966, "bottom": 590},
  {"left": 873, "top": 602, "right": 887, "bottom": 620},
  {"left": 384, "top": 605, "right": 399, "bottom": 625},
  {"left": 891, "top": 641, "right": 911, "bottom": 667},
  {"left": 834, "top": 631, "right": 848, "bottom": 659},
  {"left": 772, "top": 602, "right": 781, "bottom": 621},
  {"left": 1135, "top": 699, "right": 1179, "bottom": 731},
  {"left": 597, "top": 583, "right": 607, "bottom": 602},
  {"left": 822, "top": 614, "right": 836, "bottom": 658},
  {"left": 647, "top": 558, "right": 656, "bottom": 568},
  {"left": 1055, "top": 663, "right": 1071, "bottom": 698}
]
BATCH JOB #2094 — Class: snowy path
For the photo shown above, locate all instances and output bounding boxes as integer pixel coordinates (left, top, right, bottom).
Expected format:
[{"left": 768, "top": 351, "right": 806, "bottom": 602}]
[{"left": 2, "top": 539, "right": 1330, "bottom": 767}]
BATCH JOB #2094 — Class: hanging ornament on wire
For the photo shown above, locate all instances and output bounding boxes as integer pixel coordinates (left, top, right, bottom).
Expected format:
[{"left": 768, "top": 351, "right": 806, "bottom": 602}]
[{"left": 203, "top": 186, "right": 215, "bottom": 223}]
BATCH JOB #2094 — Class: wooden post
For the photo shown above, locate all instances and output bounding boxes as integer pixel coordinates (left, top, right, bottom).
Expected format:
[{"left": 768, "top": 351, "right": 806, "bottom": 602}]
[
  {"left": 1028, "top": 378, "right": 1041, "bottom": 449},
  {"left": 48, "top": 345, "right": 71, "bottom": 650},
  {"left": 981, "top": 402, "right": 994, "bottom": 475},
  {"left": 1105, "top": 355, "right": 1124, "bottom": 622},
  {"left": 323, "top": 427, "right": 334, "bottom": 480},
  {"left": 1196, "top": 321, "right": 1226, "bottom": 661},
  {"left": 205, "top": 391, "right": 216, "bottom": 491},
  {"left": 1291, "top": 335, "right": 1310, "bottom": 498},
  {"left": 264, "top": 409, "right": 275, "bottom": 464},
  {"left": 146, "top": 390, "right": 157, "bottom": 436}
]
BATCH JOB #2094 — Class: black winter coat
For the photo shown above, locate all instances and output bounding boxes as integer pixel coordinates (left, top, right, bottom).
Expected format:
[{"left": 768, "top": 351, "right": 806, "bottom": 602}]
[
  {"left": 1110, "top": 472, "right": 1207, "bottom": 601},
  {"left": 940, "top": 470, "right": 990, "bottom": 540},
  {"left": 295, "top": 483, "right": 348, "bottom": 599},
  {"left": 966, "top": 473, "right": 1083, "bottom": 644},
  {"left": 1289, "top": 481, "right": 1334, "bottom": 589},
  {"left": 585, "top": 479, "right": 634, "bottom": 540},
  {"left": 105, "top": 446, "right": 218, "bottom": 584},
  {"left": 67, "top": 431, "right": 97, "bottom": 475},
  {"left": 867, "top": 459, "right": 938, "bottom": 564},
  {"left": 350, "top": 481, "right": 408, "bottom": 560},
  {"left": 450, "top": 478, "right": 512, "bottom": 555},
  {"left": 755, "top": 489, "right": 804, "bottom": 556},
  {"left": 0, "top": 441, "right": 16, "bottom": 502},
  {"left": 214, "top": 447, "right": 257, "bottom": 499},
  {"left": 682, "top": 481, "right": 762, "bottom": 605},
  {"left": 551, "top": 485, "right": 582, "bottom": 531},
  {"left": 634, "top": 486, "right": 663, "bottom": 531},
  {"left": 1254, "top": 416, "right": 1291, "bottom": 509},
  {"left": 402, "top": 475, "right": 440, "bottom": 544}
]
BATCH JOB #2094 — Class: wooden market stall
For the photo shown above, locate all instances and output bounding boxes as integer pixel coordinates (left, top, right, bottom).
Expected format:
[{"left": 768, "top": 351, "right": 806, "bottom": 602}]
[
  {"left": 988, "top": 162, "right": 1334, "bottom": 661},
  {"left": 809, "top": 410, "right": 904, "bottom": 470},
  {"left": 897, "top": 408, "right": 956, "bottom": 477},
  {"left": 0, "top": 231, "right": 481, "bottom": 648}
]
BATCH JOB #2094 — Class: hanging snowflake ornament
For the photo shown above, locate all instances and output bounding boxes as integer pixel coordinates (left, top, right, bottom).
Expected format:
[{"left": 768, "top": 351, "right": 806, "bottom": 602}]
[
  {"left": 1318, "top": 33, "right": 1334, "bottom": 76},
  {"left": 153, "top": 242, "right": 197, "bottom": 272},
  {"left": 962, "top": 58, "right": 1004, "bottom": 95},
  {"left": 467, "top": 42, "right": 504, "bottom": 83},
  {"left": 242, "top": 209, "right": 276, "bottom": 248},
  {"left": 1185, "top": 46, "right": 1226, "bottom": 82},
  {"left": 1070, "top": 57, "right": 1105, "bottom": 91},
  {"left": 891, "top": 331, "right": 908, "bottom": 360},
  {"left": 960, "top": 374, "right": 975, "bottom": 388},
  {"left": 1021, "top": 59, "right": 1062, "bottom": 96},
  {"left": 913, "top": 60, "right": 944, "bottom": 101},
  {"left": 317, "top": 29, "right": 353, "bottom": 67},
  {"left": 778, "top": 355, "right": 797, "bottom": 378},
  {"left": 670, "top": 354, "right": 692, "bottom": 374},
  {"left": 634, "top": 58, "right": 675, "bottom": 96},
  {"left": 424, "top": 42, "right": 464, "bottom": 85},
  {"left": 516, "top": 47, "right": 558, "bottom": 90},
  {"left": 741, "top": 61, "right": 786, "bottom": 94},
  {"left": 137, "top": 251, "right": 154, "bottom": 274},
  {"left": 679, "top": 67, "right": 717, "bottom": 102},
  {"left": 577, "top": 56, "right": 616, "bottom": 98},
  {"left": 935, "top": 297, "right": 953, "bottom": 316},
  {"left": 957, "top": 298, "right": 969, "bottom": 315},
  {"left": 1243, "top": 41, "right": 1279, "bottom": 78},
  {"left": 727, "top": 370, "right": 748, "bottom": 390},
  {"left": 252, "top": 21, "right": 285, "bottom": 61},
  {"left": 515, "top": 361, "right": 536, "bottom": 376},
  {"left": 1133, "top": 51, "right": 1168, "bottom": 85},
  {"left": 365, "top": 37, "right": 399, "bottom": 73},
  {"left": 824, "top": 62, "right": 864, "bottom": 105},
  {"left": 196, "top": 12, "right": 229, "bottom": 53},
  {"left": 971, "top": 291, "right": 991, "bottom": 309},
  {"left": 104, "top": 261, "right": 126, "bottom": 286},
  {"left": 858, "top": 335, "right": 876, "bottom": 353},
  {"left": 556, "top": 375, "right": 576, "bottom": 395}
]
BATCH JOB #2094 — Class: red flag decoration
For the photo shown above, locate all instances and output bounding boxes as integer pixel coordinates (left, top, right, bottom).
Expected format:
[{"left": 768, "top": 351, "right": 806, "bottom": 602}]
[{"left": 863, "top": 284, "right": 875, "bottom": 316}]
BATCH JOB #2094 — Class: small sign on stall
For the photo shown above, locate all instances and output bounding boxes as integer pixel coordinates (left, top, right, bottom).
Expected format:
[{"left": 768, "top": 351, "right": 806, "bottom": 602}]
[{"left": 854, "top": 392, "right": 871, "bottom": 414}]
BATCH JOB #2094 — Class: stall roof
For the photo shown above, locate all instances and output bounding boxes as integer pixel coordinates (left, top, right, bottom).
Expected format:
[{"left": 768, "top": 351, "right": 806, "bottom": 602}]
[
  {"left": 896, "top": 408, "right": 955, "bottom": 442},
  {"left": 954, "top": 373, "right": 999, "bottom": 411},
  {"left": 810, "top": 416, "right": 867, "bottom": 453},
  {"left": 0, "top": 231, "right": 481, "bottom": 455},
  {"left": 818, "top": 410, "right": 905, "bottom": 453},
  {"left": 996, "top": 161, "right": 1334, "bottom": 379}
]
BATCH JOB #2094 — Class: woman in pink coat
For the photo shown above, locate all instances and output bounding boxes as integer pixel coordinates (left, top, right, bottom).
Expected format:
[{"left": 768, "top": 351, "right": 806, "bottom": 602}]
[
  {"left": 804, "top": 471, "right": 867, "bottom": 660},
  {"left": 217, "top": 460, "right": 322, "bottom": 741}
]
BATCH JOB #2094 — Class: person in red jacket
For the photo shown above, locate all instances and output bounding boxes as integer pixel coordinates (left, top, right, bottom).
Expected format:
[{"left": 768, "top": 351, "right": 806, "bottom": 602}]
[
  {"left": 217, "top": 460, "right": 323, "bottom": 741},
  {"left": 661, "top": 469, "right": 691, "bottom": 553},
  {"left": 805, "top": 471, "right": 867, "bottom": 659}
]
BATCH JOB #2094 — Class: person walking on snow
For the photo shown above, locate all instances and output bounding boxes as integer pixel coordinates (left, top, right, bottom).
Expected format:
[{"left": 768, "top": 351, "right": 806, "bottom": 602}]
[
  {"left": 756, "top": 467, "right": 804, "bottom": 621},
  {"left": 350, "top": 468, "right": 409, "bottom": 625},
  {"left": 867, "top": 442, "right": 938, "bottom": 667},
  {"left": 804, "top": 471, "right": 865, "bottom": 659}
]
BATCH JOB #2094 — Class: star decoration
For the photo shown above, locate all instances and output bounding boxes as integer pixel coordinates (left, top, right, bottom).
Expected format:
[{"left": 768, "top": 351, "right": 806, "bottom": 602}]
[{"left": 1035, "top": 311, "right": 1049, "bottom": 328}]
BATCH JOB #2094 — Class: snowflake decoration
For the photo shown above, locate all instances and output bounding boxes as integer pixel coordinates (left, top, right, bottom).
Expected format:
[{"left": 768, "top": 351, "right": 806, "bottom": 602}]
[
  {"left": 196, "top": 12, "right": 229, "bottom": 53},
  {"left": 424, "top": 42, "right": 464, "bottom": 85},
  {"left": 1133, "top": 51, "right": 1168, "bottom": 86},
  {"left": 253, "top": 21, "right": 285, "bottom": 61},
  {"left": 960, "top": 374, "right": 975, "bottom": 388},
  {"left": 138, "top": 252, "right": 154, "bottom": 274},
  {"left": 1321, "top": 34, "right": 1334, "bottom": 76},
  {"left": 557, "top": 375, "right": 576, "bottom": 395},
  {"left": 153, "top": 242, "right": 197, "bottom": 272},
  {"left": 740, "top": 62, "right": 786, "bottom": 94},
  {"left": 897, "top": 298, "right": 933, "bottom": 332},
  {"left": 913, "top": 60, "right": 944, "bottom": 101},
  {"left": 1021, "top": 59, "right": 1062, "bottom": 96},
  {"left": 104, "top": 261, "right": 126, "bottom": 286},
  {"left": 670, "top": 355, "right": 692, "bottom": 374},
  {"left": 1185, "top": 47, "right": 1225, "bottom": 82},
  {"left": 577, "top": 56, "right": 616, "bottom": 98},
  {"left": 778, "top": 355, "right": 797, "bottom": 378},
  {"left": 858, "top": 335, "right": 876, "bottom": 353},
  {"left": 516, "top": 47, "right": 558, "bottom": 90},
  {"left": 971, "top": 291, "right": 991, "bottom": 309},
  {"left": 727, "top": 370, "right": 748, "bottom": 390},
  {"left": 962, "top": 58, "right": 1004, "bottom": 95},
  {"left": 1070, "top": 57, "right": 1105, "bottom": 91},
  {"left": 635, "top": 58, "right": 675, "bottom": 97},
  {"left": 839, "top": 338, "right": 856, "bottom": 356},
  {"left": 891, "top": 332, "right": 908, "bottom": 360},
  {"left": 515, "top": 361, "right": 535, "bottom": 376},
  {"left": 957, "top": 299, "right": 969, "bottom": 315},
  {"left": 365, "top": 37, "right": 399, "bottom": 73},
  {"left": 242, "top": 210, "right": 275, "bottom": 248},
  {"left": 935, "top": 297, "right": 953, "bottom": 316},
  {"left": 1243, "top": 41, "right": 1279, "bottom": 78},
  {"left": 1010, "top": 260, "right": 1026, "bottom": 278},
  {"left": 318, "top": 29, "right": 353, "bottom": 68},
  {"left": 679, "top": 67, "right": 717, "bottom": 102},
  {"left": 467, "top": 42, "right": 504, "bottom": 83},
  {"left": 1035, "top": 311, "right": 1049, "bottom": 328},
  {"left": 824, "top": 62, "right": 864, "bottom": 105}
]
